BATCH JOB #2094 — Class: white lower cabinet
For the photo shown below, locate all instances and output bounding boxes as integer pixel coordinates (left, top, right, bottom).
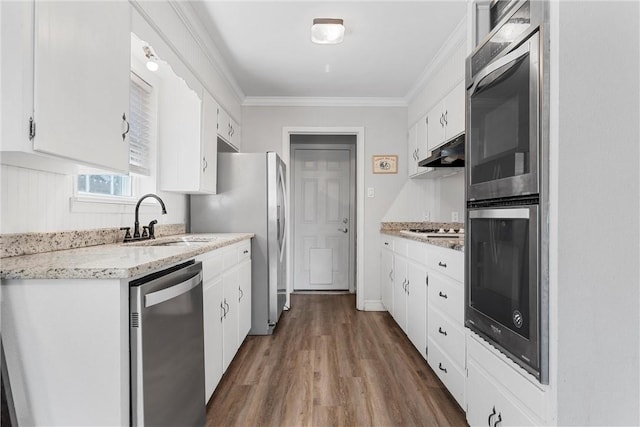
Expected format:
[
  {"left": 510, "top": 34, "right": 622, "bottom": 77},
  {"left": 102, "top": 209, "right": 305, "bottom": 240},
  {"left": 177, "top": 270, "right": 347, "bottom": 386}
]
[
  {"left": 380, "top": 236, "right": 395, "bottom": 315},
  {"left": 406, "top": 258, "right": 428, "bottom": 360},
  {"left": 198, "top": 239, "right": 252, "bottom": 401},
  {"left": 466, "top": 332, "right": 546, "bottom": 427}
]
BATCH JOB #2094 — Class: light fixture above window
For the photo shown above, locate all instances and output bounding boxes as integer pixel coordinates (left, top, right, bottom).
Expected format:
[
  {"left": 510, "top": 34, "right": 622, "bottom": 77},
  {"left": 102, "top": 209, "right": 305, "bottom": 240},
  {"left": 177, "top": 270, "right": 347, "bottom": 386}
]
[
  {"left": 143, "top": 46, "right": 159, "bottom": 72},
  {"left": 311, "top": 18, "right": 345, "bottom": 44}
]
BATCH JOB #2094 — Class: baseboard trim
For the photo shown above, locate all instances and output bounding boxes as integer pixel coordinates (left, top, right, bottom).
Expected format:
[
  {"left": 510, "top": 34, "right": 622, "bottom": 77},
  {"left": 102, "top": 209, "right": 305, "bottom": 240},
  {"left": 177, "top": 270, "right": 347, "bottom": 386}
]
[{"left": 363, "top": 300, "right": 387, "bottom": 312}]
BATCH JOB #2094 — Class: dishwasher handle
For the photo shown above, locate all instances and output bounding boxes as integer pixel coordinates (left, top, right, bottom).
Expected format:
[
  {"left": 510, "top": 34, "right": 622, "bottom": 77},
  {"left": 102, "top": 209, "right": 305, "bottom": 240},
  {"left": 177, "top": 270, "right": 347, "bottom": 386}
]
[{"left": 145, "top": 271, "right": 202, "bottom": 307}]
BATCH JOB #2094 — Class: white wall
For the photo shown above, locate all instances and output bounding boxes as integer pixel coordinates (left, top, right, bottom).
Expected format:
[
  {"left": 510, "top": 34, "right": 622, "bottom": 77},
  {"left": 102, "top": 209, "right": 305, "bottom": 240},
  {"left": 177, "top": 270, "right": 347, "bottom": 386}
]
[
  {"left": 384, "top": 33, "right": 467, "bottom": 223},
  {"left": 242, "top": 105, "right": 407, "bottom": 303},
  {"left": 551, "top": 1, "right": 639, "bottom": 424}
]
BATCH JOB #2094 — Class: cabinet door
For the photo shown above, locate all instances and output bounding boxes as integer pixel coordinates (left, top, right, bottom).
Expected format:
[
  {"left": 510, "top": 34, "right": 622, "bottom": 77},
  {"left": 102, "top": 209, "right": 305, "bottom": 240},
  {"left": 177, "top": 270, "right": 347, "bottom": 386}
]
[
  {"left": 393, "top": 255, "right": 408, "bottom": 332},
  {"left": 443, "top": 81, "right": 465, "bottom": 141},
  {"left": 407, "top": 124, "right": 418, "bottom": 177},
  {"left": 406, "top": 260, "right": 428, "bottom": 359},
  {"left": 33, "top": 2, "right": 131, "bottom": 173},
  {"left": 199, "top": 91, "right": 218, "bottom": 194},
  {"left": 427, "top": 102, "right": 445, "bottom": 151},
  {"left": 222, "top": 268, "right": 239, "bottom": 372},
  {"left": 216, "top": 106, "right": 231, "bottom": 143},
  {"left": 203, "top": 277, "right": 223, "bottom": 401},
  {"left": 228, "top": 117, "right": 241, "bottom": 151},
  {"left": 238, "top": 260, "right": 252, "bottom": 342},
  {"left": 381, "top": 248, "right": 394, "bottom": 315},
  {"left": 416, "top": 114, "right": 429, "bottom": 162},
  {"left": 467, "top": 360, "right": 539, "bottom": 427}
]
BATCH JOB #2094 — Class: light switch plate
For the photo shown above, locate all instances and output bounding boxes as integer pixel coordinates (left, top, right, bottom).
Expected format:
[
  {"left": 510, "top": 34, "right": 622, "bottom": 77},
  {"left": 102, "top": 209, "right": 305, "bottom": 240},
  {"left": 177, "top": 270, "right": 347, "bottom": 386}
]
[
  {"left": 451, "top": 211, "right": 459, "bottom": 222},
  {"left": 367, "top": 187, "right": 375, "bottom": 198}
]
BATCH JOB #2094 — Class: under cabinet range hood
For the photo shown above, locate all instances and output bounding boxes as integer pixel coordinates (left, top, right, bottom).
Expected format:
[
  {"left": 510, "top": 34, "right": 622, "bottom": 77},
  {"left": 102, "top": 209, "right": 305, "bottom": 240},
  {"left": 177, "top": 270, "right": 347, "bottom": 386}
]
[{"left": 419, "top": 134, "right": 465, "bottom": 167}]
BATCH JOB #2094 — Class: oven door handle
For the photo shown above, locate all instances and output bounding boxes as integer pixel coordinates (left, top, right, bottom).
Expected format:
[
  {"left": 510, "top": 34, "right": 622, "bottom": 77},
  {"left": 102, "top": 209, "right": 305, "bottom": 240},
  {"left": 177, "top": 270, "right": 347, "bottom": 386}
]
[
  {"left": 469, "top": 35, "right": 532, "bottom": 96},
  {"left": 469, "top": 208, "right": 530, "bottom": 219}
]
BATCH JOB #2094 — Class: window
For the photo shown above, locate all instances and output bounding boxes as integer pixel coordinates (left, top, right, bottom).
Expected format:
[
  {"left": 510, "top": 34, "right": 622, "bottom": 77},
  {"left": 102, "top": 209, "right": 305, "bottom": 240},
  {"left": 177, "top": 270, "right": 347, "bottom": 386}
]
[{"left": 76, "top": 70, "right": 157, "bottom": 199}]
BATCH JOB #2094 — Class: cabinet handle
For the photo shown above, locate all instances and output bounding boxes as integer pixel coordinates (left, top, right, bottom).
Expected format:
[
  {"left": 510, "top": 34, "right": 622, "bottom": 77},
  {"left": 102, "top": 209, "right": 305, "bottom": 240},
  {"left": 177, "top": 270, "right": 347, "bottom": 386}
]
[
  {"left": 444, "top": 110, "right": 448, "bottom": 125},
  {"left": 406, "top": 280, "right": 410, "bottom": 295},
  {"left": 438, "top": 261, "right": 447, "bottom": 268},
  {"left": 440, "top": 113, "right": 444, "bottom": 127},
  {"left": 225, "top": 300, "right": 230, "bottom": 314},
  {"left": 493, "top": 413, "right": 502, "bottom": 427},
  {"left": 220, "top": 302, "right": 225, "bottom": 322},
  {"left": 439, "top": 291, "right": 448, "bottom": 299},
  {"left": 203, "top": 156, "right": 208, "bottom": 173},
  {"left": 488, "top": 406, "right": 497, "bottom": 426},
  {"left": 388, "top": 270, "right": 393, "bottom": 280},
  {"left": 416, "top": 147, "right": 419, "bottom": 158},
  {"left": 425, "top": 274, "right": 429, "bottom": 286},
  {"left": 438, "top": 327, "right": 447, "bottom": 336},
  {"left": 239, "top": 286, "right": 243, "bottom": 302},
  {"left": 243, "top": 249, "right": 249, "bottom": 254},
  {"left": 122, "top": 113, "right": 130, "bottom": 141},
  {"left": 438, "top": 363, "right": 447, "bottom": 374}
]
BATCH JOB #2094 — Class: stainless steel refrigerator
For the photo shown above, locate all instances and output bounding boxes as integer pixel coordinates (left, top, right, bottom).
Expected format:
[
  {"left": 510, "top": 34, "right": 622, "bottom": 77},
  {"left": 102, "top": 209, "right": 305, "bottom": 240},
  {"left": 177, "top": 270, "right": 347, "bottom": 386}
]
[{"left": 190, "top": 152, "right": 287, "bottom": 335}]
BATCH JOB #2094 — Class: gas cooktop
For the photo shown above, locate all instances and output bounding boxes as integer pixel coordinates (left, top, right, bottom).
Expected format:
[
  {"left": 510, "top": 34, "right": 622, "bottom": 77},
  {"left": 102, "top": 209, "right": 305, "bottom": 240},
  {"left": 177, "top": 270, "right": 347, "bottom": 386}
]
[{"left": 399, "top": 228, "right": 464, "bottom": 238}]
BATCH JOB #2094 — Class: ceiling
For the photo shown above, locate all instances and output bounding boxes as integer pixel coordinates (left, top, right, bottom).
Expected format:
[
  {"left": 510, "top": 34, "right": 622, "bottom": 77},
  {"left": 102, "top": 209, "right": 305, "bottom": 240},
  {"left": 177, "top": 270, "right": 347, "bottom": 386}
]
[{"left": 191, "top": 1, "right": 468, "bottom": 100}]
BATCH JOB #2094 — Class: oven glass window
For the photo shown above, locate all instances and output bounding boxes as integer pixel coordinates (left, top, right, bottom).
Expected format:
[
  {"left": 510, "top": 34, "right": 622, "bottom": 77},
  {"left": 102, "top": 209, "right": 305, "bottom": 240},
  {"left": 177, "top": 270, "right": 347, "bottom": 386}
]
[
  {"left": 469, "top": 52, "right": 531, "bottom": 186},
  {"left": 469, "top": 215, "right": 530, "bottom": 338}
]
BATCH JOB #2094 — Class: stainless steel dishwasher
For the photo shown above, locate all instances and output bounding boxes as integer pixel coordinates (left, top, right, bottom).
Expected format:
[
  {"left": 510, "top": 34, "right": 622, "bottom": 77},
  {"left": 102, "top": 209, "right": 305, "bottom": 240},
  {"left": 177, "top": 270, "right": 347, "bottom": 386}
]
[{"left": 130, "top": 260, "right": 205, "bottom": 426}]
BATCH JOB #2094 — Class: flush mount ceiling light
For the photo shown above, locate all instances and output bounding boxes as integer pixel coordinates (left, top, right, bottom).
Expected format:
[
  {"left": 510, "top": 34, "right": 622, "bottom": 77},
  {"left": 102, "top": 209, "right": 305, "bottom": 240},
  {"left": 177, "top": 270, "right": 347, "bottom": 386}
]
[
  {"left": 311, "top": 18, "right": 345, "bottom": 44},
  {"left": 143, "top": 45, "right": 159, "bottom": 72}
]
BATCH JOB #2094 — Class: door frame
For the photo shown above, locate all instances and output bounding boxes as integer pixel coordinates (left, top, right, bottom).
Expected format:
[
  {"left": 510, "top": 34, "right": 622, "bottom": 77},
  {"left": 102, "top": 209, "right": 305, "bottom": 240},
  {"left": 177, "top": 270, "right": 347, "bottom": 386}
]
[{"left": 282, "top": 127, "right": 365, "bottom": 311}]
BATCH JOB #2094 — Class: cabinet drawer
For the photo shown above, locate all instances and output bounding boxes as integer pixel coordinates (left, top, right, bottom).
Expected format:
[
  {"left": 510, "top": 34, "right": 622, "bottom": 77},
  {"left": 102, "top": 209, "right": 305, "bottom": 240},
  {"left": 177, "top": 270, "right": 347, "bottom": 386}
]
[
  {"left": 467, "top": 359, "right": 540, "bottom": 427},
  {"left": 381, "top": 234, "right": 394, "bottom": 251},
  {"left": 428, "top": 273, "right": 463, "bottom": 325},
  {"left": 237, "top": 241, "right": 251, "bottom": 262},
  {"left": 428, "top": 308, "right": 465, "bottom": 370},
  {"left": 467, "top": 332, "right": 545, "bottom": 417},
  {"left": 426, "top": 245, "right": 463, "bottom": 282},
  {"left": 223, "top": 244, "right": 239, "bottom": 269},
  {"left": 428, "top": 338, "right": 465, "bottom": 408}
]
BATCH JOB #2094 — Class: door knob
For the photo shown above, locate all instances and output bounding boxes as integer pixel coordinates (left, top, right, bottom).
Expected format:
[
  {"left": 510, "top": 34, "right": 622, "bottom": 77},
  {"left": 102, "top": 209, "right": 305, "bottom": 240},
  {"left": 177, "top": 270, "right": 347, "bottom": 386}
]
[
  {"left": 338, "top": 228, "right": 348, "bottom": 233},
  {"left": 343, "top": 218, "right": 348, "bottom": 224}
]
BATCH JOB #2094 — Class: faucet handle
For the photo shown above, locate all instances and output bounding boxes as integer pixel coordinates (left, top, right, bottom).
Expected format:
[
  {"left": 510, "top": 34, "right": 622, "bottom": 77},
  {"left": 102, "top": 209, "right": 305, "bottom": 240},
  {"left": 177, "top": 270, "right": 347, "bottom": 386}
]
[
  {"left": 148, "top": 220, "right": 158, "bottom": 239},
  {"left": 119, "top": 227, "right": 132, "bottom": 241},
  {"left": 141, "top": 226, "right": 149, "bottom": 238}
]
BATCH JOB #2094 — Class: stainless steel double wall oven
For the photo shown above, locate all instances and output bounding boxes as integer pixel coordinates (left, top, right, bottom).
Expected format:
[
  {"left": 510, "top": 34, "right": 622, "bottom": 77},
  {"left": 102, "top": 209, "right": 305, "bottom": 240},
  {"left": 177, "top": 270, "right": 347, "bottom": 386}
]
[{"left": 465, "top": 0, "right": 549, "bottom": 383}]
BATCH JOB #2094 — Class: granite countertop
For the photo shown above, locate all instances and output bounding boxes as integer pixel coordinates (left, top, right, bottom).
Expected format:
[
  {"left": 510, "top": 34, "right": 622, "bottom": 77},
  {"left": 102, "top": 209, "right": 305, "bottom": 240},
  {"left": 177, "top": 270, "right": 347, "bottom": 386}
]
[
  {"left": 0, "top": 233, "right": 254, "bottom": 280},
  {"left": 380, "top": 222, "right": 464, "bottom": 252}
]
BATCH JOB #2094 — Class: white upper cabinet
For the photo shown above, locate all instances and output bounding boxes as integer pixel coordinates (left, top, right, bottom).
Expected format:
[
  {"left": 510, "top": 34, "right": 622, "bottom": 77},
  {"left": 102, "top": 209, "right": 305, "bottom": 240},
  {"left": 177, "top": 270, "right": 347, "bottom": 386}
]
[
  {"left": 407, "top": 124, "right": 419, "bottom": 177},
  {"left": 217, "top": 106, "right": 241, "bottom": 152},
  {"left": 416, "top": 114, "right": 429, "bottom": 163},
  {"left": 199, "top": 91, "right": 219, "bottom": 194},
  {"left": 33, "top": 2, "right": 131, "bottom": 173},
  {"left": 427, "top": 81, "right": 466, "bottom": 151}
]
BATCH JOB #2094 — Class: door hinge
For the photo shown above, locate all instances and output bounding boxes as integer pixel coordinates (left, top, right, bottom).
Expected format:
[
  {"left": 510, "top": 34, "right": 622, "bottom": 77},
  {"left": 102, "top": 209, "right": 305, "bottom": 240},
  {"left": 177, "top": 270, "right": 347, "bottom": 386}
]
[{"left": 29, "top": 117, "right": 36, "bottom": 140}]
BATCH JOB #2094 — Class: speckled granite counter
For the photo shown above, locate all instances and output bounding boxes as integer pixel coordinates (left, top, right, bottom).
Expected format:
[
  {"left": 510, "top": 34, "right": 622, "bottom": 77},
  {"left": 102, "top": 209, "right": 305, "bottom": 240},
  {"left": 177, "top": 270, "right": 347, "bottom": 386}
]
[
  {"left": 0, "top": 233, "right": 254, "bottom": 280},
  {"left": 381, "top": 221, "right": 464, "bottom": 252}
]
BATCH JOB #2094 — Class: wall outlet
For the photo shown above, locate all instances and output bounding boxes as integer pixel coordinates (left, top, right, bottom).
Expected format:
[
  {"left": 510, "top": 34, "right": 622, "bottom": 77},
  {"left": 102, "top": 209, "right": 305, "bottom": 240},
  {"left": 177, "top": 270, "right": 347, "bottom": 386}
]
[
  {"left": 367, "top": 187, "right": 375, "bottom": 198},
  {"left": 451, "top": 211, "right": 459, "bottom": 222}
]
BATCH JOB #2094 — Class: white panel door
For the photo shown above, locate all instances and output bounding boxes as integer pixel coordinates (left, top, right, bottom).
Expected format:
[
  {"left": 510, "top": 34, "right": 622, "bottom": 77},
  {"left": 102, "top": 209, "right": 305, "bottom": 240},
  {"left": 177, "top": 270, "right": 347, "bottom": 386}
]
[
  {"left": 203, "top": 277, "right": 223, "bottom": 401},
  {"left": 393, "top": 255, "right": 408, "bottom": 332},
  {"left": 33, "top": 1, "right": 131, "bottom": 172},
  {"left": 293, "top": 149, "right": 352, "bottom": 290},
  {"left": 222, "top": 268, "right": 239, "bottom": 372},
  {"left": 406, "top": 260, "right": 428, "bottom": 359}
]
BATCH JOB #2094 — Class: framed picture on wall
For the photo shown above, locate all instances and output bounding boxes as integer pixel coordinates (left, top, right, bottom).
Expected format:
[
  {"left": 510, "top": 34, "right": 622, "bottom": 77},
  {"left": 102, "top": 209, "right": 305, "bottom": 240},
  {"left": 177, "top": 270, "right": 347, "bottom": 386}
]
[{"left": 372, "top": 155, "right": 398, "bottom": 174}]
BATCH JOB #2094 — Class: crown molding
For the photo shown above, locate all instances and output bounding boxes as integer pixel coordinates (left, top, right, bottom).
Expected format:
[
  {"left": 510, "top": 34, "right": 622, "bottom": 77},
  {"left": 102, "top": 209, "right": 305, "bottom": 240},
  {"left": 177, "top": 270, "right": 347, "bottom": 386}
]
[
  {"left": 167, "top": 1, "right": 246, "bottom": 104},
  {"left": 404, "top": 15, "right": 467, "bottom": 103},
  {"left": 242, "top": 96, "right": 408, "bottom": 108}
]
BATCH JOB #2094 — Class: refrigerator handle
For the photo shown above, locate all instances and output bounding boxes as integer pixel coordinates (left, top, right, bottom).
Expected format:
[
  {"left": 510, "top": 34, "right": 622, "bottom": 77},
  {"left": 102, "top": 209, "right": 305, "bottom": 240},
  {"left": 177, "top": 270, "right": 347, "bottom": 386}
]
[{"left": 278, "top": 162, "right": 287, "bottom": 262}]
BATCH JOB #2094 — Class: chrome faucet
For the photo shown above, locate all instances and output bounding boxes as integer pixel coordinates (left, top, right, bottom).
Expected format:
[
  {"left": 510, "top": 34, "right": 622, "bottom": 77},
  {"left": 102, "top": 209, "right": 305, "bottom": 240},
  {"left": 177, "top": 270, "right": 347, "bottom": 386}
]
[{"left": 122, "top": 193, "right": 167, "bottom": 242}]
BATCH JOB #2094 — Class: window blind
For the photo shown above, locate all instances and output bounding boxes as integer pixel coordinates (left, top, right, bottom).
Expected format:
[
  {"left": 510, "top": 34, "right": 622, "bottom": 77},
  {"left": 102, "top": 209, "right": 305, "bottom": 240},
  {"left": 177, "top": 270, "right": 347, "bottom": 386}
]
[{"left": 129, "top": 72, "right": 153, "bottom": 176}]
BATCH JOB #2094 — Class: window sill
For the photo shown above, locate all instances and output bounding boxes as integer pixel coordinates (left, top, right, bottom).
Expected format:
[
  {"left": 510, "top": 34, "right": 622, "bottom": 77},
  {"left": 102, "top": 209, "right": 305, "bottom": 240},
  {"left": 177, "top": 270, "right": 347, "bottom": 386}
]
[{"left": 70, "top": 195, "right": 162, "bottom": 214}]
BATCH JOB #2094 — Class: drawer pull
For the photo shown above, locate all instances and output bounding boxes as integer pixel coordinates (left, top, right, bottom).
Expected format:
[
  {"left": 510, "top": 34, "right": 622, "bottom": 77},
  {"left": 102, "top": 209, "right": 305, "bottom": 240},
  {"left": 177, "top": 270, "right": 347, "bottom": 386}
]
[
  {"left": 438, "top": 327, "right": 447, "bottom": 336},
  {"left": 438, "top": 261, "right": 447, "bottom": 268},
  {"left": 438, "top": 363, "right": 447, "bottom": 374},
  {"left": 384, "top": 242, "right": 389, "bottom": 246},
  {"left": 243, "top": 249, "right": 249, "bottom": 254},
  {"left": 488, "top": 406, "right": 497, "bottom": 426},
  {"left": 439, "top": 291, "right": 448, "bottom": 299}
]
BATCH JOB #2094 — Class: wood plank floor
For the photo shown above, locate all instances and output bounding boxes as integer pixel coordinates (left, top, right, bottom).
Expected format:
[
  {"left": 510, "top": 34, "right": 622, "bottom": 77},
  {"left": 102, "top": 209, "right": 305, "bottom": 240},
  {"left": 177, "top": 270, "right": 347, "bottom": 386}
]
[{"left": 206, "top": 294, "right": 467, "bottom": 427}]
